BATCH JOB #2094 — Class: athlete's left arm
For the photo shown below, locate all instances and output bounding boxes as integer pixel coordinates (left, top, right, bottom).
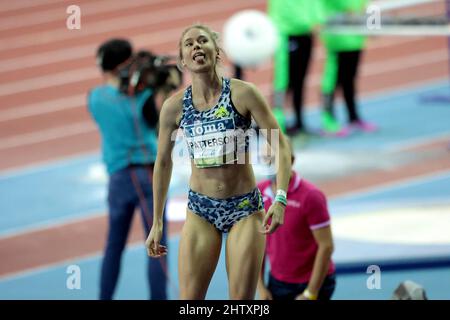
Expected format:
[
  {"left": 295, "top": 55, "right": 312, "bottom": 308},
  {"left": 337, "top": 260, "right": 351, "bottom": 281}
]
[{"left": 232, "top": 79, "right": 291, "bottom": 234}]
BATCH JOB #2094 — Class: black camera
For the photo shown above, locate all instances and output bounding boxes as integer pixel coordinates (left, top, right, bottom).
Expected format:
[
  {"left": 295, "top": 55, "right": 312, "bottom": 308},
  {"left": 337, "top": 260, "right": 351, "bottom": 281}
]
[{"left": 118, "top": 50, "right": 182, "bottom": 96}]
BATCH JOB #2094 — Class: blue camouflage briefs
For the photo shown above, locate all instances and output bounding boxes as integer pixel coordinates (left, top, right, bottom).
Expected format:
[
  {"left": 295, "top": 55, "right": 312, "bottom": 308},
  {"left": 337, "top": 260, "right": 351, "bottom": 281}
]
[{"left": 187, "top": 188, "right": 264, "bottom": 233}]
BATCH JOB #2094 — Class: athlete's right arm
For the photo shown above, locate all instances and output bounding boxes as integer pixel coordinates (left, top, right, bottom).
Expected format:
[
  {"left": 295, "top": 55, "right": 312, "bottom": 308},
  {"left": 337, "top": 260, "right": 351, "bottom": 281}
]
[{"left": 146, "top": 92, "right": 182, "bottom": 257}]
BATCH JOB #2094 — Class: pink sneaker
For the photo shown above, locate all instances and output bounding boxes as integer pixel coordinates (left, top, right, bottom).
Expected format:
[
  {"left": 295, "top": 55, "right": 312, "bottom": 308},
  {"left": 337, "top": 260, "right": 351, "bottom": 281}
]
[
  {"left": 319, "top": 126, "right": 351, "bottom": 138},
  {"left": 335, "top": 126, "right": 352, "bottom": 137},
  {"left": 352, "top": 120, "right": 378, "bottom": 132}
]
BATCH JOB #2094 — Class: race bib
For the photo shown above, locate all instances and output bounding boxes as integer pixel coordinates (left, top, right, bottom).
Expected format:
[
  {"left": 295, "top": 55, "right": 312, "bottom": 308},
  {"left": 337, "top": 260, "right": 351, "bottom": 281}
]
[{"left": 184, "top": 118, "right": 237, "bottom": 168}]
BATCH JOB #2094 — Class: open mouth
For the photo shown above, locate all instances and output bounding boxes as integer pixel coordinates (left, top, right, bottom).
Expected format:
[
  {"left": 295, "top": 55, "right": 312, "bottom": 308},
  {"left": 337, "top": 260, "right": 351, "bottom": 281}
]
[{"left": 193, "top": 52, "right": 205, "bottom": 62}]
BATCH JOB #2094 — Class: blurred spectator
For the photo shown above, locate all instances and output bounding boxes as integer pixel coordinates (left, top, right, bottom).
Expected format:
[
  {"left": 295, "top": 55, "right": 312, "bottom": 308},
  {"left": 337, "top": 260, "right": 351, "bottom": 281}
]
[
  {"left": 257, "top": 140, "right": 336, "bottom": 300},
  {"left": 268, "top": 0, "right": 324, "bottom": 135},
  {"left": 320, "top": 0, "right": 377, "bottom": 136},
  {"left": 88, "top": 38, "right": 169, "bottom": 300}
]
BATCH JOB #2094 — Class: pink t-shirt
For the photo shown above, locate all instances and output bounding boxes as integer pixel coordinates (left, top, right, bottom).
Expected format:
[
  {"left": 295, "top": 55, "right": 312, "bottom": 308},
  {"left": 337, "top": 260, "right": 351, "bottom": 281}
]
[{"left": 257, "top": 172, "right": 336, "bottom": 284}]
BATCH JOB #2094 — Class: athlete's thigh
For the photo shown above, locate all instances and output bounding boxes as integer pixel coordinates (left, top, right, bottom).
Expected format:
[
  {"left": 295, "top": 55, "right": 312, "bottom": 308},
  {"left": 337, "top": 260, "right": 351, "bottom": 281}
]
[
  {"left": 178, "top": 210, "right": 222, "bottom": 299},
  {"left": 225, "top": 211, "right": 266, "bottom": 299}
]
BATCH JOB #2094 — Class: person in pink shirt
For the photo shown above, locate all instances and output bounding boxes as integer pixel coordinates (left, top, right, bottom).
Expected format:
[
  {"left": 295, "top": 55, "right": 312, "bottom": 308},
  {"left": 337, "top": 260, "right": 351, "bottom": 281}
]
[{"left": 257, "top": 142, "right": 336, "bottom": 300}]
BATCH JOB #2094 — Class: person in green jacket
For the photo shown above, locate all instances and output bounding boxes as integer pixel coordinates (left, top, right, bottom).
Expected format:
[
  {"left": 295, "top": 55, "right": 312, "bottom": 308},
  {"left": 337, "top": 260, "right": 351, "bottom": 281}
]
[
  {"left": 268, "top": 0, "right": 324, "bottom": 135},
  {"left": 320, "top": 0, "right": 377, "bottom": 135}
]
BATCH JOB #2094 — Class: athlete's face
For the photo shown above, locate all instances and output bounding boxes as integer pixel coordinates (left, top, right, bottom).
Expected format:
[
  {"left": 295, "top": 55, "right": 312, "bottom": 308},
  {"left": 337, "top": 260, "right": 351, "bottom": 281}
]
[{"left": 180, "top": 28, "right": 219, "bottom": 73}]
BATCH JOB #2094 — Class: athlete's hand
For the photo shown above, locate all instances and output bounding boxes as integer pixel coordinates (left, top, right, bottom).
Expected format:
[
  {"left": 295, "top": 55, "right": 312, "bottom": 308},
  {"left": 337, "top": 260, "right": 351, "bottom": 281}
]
[
  {"left": 145, "top": 223, "right": 167, "bottom": 258},
  {"left": 261, "top": 202, "right": 285, "bottom": 234}
]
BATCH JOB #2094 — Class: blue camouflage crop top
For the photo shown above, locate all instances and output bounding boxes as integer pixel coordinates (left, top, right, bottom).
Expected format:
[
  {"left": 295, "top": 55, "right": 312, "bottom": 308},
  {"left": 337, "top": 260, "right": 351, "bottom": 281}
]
[{"left": 179, "top": 78, "right": 252, "bottom": 168}]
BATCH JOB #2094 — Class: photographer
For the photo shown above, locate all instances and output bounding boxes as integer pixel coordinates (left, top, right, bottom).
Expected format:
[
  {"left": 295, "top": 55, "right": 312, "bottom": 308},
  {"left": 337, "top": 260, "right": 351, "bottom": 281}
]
[{"left": 88, "top": 38, "right": 179, "bottom": 300}]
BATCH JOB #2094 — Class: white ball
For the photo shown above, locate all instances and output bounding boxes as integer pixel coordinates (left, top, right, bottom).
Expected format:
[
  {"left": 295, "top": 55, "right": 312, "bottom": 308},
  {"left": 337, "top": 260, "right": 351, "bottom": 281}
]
[{"left": 223, "top": 10, "right": 279, "bottom": 68}]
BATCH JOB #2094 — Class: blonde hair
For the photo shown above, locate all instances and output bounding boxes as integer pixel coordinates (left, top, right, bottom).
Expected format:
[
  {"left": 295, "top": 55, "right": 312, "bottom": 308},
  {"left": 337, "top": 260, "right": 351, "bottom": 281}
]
[{"left": 177, "top": 24, "right": 224, "bottom": 72}]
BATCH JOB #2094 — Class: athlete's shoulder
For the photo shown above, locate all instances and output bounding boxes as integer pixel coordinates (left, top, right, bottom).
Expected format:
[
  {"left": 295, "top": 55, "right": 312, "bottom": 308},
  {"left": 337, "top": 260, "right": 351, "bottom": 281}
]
[
  {"left": 229, "top": 78, "right": 262, "bottom": 107},
  {"left": 230, "top": 78, "right": 258, "bottom": 94},
  {"left": 159, "top": 86, "right": 189, "bottom": 128},
  {"left": 161, "top": 87, "right": 186, "bottom": 112}
]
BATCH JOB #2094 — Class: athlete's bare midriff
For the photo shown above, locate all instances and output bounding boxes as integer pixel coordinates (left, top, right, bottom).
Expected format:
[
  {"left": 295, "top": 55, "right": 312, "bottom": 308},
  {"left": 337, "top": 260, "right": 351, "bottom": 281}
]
[{"left": 189, "top": 157, "right": 256, "bottom": 199}]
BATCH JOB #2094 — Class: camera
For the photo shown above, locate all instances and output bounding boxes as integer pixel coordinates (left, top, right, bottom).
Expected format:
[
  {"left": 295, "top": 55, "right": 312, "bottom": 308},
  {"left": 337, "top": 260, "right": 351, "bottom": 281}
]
[{"left": 118, "top": 50, "right": 182, "bottom": 96}]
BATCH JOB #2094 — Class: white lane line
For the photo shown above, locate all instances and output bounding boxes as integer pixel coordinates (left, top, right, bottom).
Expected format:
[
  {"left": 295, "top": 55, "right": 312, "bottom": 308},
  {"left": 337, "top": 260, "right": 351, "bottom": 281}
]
[
  {"left": 329, "top": 169, "right": 450, "bottom": 203},
  {"left": 0, "top": 47, "right": 446, "bottom": 100},
  {"left": 0, "top": 0, "right": 264, "bottom": 52},
  {"left": 385, "top": 132, "right": 450, "bottom": 152},
  {"left": 0, "top": 242, "right": 147, "bottom": 281},
  {"left": 0, "top": 76, "right": 446, "bottom": 153},
  {"left": 2, "top": 169, "right": 449, "bottom": 243},
  {"left": 0, "top": 94, "right": 86, "bottom": 122},
  {"left": 0, "top": 76, "right": 446, "bottom": 152},
  {"left": 0, "top": 121, "right": 97, "bottom": 150},
  {"left": 4, "top": 0, "right": 436, "bottom": 31},
  {"left": 0, "top": 45, "right": 95, "bottom": 73},
  {"left": 0, "top": 0, "right": 168, "bottom": 31},
  {"left": 0, "top": 151, "right": 98, "bottom": 178},
  {"left": 0, "top": 211, "right": 106, "bottom": 241},
  {"left": 0, "top": 79, "right": 446, "bottom": 175},
  {"left": 0, "top": 67, "right": 97, "bottom": 96},
  {"left": 0, "top": 0, "right": 66, "bottom": 13},
  {"left": 0, "top": 33, "right": 426, "bottom": 74},
  {"left": 257, "top": 50, "right": 448, "bottom": 103}
]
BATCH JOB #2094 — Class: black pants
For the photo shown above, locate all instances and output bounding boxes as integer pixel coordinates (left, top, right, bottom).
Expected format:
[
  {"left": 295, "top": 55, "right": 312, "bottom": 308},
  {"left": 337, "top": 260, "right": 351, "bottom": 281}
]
[
  {"left": 288, "top": 34, "right": 313, "bottom": 130},
  {"left": 234, "top": 65, "right": 243, "bottom": 80},
  {"left": 326, "top": 50, "right": 362, "bottom": 123},
  {"left": 268, "top": 273, "right": 336, "bottom": 300}
]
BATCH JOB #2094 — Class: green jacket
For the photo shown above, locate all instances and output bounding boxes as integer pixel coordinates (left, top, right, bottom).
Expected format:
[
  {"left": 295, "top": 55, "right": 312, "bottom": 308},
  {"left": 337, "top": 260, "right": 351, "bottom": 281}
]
[
  {"left": 269, "top": 0, "right": 325, "bottom": 91},
  {"left": 321, "top": 0, "right": 368, "bottom": 52},
  {"left": 268, "top": 0, "right": 325, "bottom": 36}
]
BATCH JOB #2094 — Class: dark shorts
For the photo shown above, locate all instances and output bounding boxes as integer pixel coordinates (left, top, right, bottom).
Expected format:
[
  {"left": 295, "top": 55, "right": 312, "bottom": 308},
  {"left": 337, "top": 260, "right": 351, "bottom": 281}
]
[{"left": 268, "top": 273, "right": 336, "bottom": 300}]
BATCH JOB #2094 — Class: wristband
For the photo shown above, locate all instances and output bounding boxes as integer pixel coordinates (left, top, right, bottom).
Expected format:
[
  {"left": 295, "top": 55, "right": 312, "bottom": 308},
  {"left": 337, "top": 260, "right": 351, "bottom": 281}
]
[
  {"left": 276, "top": 189, "right": 287, "bottom": 198},
  {"left": 303, "top": 289, "right": 318, "bottom": 300},
  {"left": 274, "top": 195, "right": 287, "bottom": 206},
  {"left": 274, "top": 189, "right": 287, "bottom": 207}
]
